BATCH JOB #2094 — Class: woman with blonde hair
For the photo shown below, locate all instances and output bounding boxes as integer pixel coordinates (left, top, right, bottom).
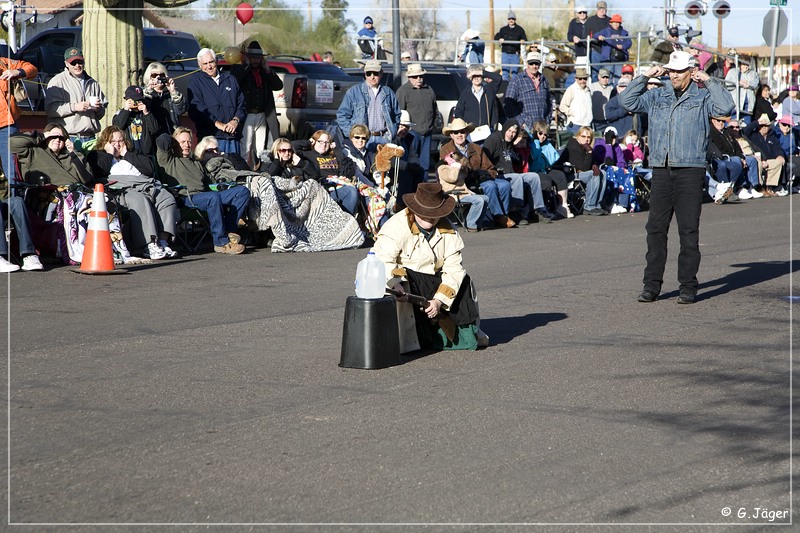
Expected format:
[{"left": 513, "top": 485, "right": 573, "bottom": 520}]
[
  {"left": 296, "top": 129, "right": 360, "bottom": 215},
  {"left": 142, "top": 62, "right": 186, "bottom": 138}
]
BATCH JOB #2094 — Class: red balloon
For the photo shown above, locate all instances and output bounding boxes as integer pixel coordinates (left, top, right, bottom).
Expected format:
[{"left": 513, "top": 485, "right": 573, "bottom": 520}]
[{"left": 236, "top": 3, "right": 254, "bottom": 25}]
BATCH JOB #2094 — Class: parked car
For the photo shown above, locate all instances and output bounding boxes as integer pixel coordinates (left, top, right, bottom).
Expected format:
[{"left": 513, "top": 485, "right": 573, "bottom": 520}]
[
  {"left": 265, "top": 59, "right": 361, "bottom": 140},
  {"left": 343, "top": 63, "right": 470, "bottom": 153},
  {"left": 14, "top": 27, "right": 201, "bottom": 110}
]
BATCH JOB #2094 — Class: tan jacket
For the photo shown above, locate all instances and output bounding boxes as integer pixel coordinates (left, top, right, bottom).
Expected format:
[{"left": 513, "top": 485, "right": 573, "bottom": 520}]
[
  {"left": 45, "top": 69, "right": 107, "bottom": 135},
  {"left": 372, "top": 209, "right": 466, "bottom": 309}
]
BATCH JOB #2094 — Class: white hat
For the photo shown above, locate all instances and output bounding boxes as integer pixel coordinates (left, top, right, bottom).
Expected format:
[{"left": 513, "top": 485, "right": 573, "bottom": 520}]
[
  {"left": 460, "top": 28, "right": 480, "bottom": 41},
  {"left": 576, "top": 5, "right": 588, "bottom": 12},
  {"left": 400, "top": 51, "right": 412, "bottom": 59},
  {"left": 399, "top": 110, "right": 416, "bottom": 126},
  {"left": 603, "top": 126, "right": 618, "bottom": 136},
  {"left": 663, "top": 50, "right": 696, "bottom": 71},
  {"left": 525, "top": 51, "right": 542, "bottom": 63}
]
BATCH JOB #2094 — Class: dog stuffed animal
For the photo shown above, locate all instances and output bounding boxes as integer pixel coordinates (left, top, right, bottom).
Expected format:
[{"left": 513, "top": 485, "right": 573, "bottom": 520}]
[{"left": 372, "top": 143, "right": 405, "bottom": 188}]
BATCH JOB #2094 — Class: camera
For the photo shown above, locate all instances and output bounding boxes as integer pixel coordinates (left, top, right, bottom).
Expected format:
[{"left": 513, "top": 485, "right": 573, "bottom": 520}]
[{"left": 156, "top": 74, "right": 168, "bottom": 85}]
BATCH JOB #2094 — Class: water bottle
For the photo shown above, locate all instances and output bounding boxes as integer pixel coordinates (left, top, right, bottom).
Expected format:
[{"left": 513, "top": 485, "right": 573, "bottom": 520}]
[{"left": 354, "top": 251, "right": 386, "bottom": 299}]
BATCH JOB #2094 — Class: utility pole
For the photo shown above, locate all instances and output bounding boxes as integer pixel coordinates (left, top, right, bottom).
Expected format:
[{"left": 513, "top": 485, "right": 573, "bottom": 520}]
[
  {"left": 489, "top": 0, "right": 495, "bottom": 66},
  {"left": 308, "top": 0, "right": 312, "bottom": 31}
]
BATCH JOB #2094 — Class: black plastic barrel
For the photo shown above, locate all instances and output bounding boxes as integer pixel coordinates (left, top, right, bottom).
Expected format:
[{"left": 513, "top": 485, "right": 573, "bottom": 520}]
[{"left": 339, "top": 296, "right": 401, "bottom": 369}]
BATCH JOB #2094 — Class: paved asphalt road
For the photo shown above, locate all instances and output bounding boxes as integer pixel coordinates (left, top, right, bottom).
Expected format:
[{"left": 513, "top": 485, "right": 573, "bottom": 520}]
[{"left": 2, "top": 195, "right": 796, "bottom": 532}]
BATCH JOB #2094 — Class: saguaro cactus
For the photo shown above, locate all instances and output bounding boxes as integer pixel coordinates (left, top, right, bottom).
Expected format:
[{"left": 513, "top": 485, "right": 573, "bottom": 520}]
[{"left": 82, "top": 0, "right": 196, "bottom": 128}]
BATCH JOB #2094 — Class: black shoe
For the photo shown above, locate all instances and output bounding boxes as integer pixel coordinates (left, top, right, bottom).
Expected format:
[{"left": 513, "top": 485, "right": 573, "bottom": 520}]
[
  {"left": 677, "top": 292, "right": 696, "bottom": 304},
  {"left": 637, "top": 290, "right": 659, "bottom": 303},
  {"left": 517, "top": 217, "right": 530, "bottom": 226},
  {"left": 586, "top": 208, "right": 607, "bottom": 216},
  {"left": 534, "top": 209, "right": 554, "bottom": 223}
]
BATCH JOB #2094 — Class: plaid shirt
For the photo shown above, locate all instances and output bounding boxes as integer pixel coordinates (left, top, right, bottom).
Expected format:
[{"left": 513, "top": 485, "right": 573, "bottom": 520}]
[{"left": 503, "top": 73, "right": 552, "bottom": 129}]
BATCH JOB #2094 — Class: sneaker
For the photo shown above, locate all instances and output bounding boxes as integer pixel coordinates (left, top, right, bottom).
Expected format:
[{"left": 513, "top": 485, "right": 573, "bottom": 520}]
[
  {"left": 21, "top": 255, "right": 44, "bottom": 271},
  {"left": 737, "top": 188, "right": 753, "bottom": 200},
  {"left": 534, "top": 208, "right": 555, "bottom": 223},
  {"left": 228, "top": 232, "right": 241, "bottom": 245},
  {"left": 749, "top": 189, "right": 764, "bottom": 199},
  {"left": 143, "top": 242, "right": 167, "bottom": 260},
  {"left": 610, "top": 204, "right": 627, "bottom": 214},
  {"left": 714, "top": 187, "right": 733, "bottom": 204},
  {"left": 214, "top": 242, "right": 245, "bottom": 255},
  {"left": 555, "top": 206, "right": 574, "bottom": 219},
  {"left": 0, "top": 256, "right": 20, "bottom": 273},
  {"left": 776, "top": 188, "right": 789, "bottom": 197},
  {"left": 158, "top": 240, "right": 179, "bottom": 258}
]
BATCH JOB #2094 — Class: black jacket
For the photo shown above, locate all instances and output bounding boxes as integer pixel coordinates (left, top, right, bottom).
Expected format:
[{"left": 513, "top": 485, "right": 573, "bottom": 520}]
[
  {"left": 231, "top": 63, "right": 283, "bottom": 116},
  {"left": 554, "top": 136, "right": 594, "bottom": 173},
  {"left": 482, "top": 120, "right": 520, "bottom": 175},
  {"left": 567, "top": 18, "right": 589, "bottom": 57},
  {"left": 453, "top": 70, "right": 504, "bottom": 130},
  {"left": 707, "top": 126, "right": 745, "bottom": 162},
  {"left": 743, "top": 120, "right": 784, "bottom": 160}
]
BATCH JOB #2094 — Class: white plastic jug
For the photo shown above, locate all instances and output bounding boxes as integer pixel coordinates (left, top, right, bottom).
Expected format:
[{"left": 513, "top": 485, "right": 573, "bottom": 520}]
[{"left": 355, "top": 251, "right": 386, "bottom": 299}]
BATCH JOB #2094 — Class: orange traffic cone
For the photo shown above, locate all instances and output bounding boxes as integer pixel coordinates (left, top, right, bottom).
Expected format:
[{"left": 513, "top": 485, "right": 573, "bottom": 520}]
[{"left": 78, "top": 184, "right": 119, "bottom": 274}]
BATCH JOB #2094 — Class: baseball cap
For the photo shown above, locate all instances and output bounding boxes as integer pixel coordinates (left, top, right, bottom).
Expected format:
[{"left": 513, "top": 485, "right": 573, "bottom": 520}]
[
  {"left": 668, "top": 26, "right": 679, "bottom": 37},
  {"left": 663, "top": 51, "right": 696, "bottom": 71},
  {"left": 598, "top": 68, "right": 611, "bottom": 78},
  {"left": 621, "top": 64, "right": 634, "bottom": 74},
  {"left": 576, "top": 5, "right": 588, "bottom": 13},
  {"left": 400, "top": 51, "right": 412, "bottom": 59},
  {"left": 596, "top": 1, "right": 607, "bottom": 9},
  {"left": 363, "top": 16, "right": 373, "bottom": 24},
  {"left": 777, "top": 116, "right": 793, "bottom": 126},
  {"left": 525, "top": 51, "right": 542, "bottom": 64},
  {"left": 124, "top": 85, "right": 144, "bottom": 101},
  {"left": 64, "top": 47, "right": 83, "bottom": 63}
]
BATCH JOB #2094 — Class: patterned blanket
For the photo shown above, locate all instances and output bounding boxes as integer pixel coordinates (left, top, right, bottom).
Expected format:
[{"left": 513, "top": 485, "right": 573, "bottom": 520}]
[{"left": 244, "top": 175, "right": 364, "bottom": 253}]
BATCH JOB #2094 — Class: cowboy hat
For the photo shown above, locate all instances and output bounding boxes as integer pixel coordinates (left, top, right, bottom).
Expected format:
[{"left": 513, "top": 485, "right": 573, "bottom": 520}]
[
  {"left": 399, "top": 110, "right": 416, "bottom": 126},
  {"left": 757, "top": 114, "right": 773, "bottom": 126},
  {"left": 403, "top": 182, "right": 456, "bottom": 219},
  {"left": 442, "top": 118, "right": 475, "bottom": 135}
]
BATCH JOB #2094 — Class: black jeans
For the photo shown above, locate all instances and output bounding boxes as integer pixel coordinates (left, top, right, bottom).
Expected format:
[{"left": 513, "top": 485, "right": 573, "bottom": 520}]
[{"left": 643, "top": 167, "right": 704, "bottom": 294}]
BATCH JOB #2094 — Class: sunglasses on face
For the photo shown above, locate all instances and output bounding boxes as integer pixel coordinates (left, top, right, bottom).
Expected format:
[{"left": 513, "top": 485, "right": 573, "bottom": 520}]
[
  {"left": 278, "top": 148, "right": 294, "bottom": 153},
  {"left": 578, "top": 11, "right": 587, "bottom": 14},
  {"left": 316, "top": 139, "right": 331, "bottom": 144},
  {"left": 451, "top": 131, "right": 467, "bottom": 135},
  {"left": 365, "top": 71, "right": 381, "bottom": 77},
  {"left": 70, "top": 60, "right": 84, "bottom": 66},
  {"left": 46, "top": 135, "right": 66, "bottom": 141},
  {"left": 536, "top": 131, "right": 547, "bottom": 136},
  {"left": 527, "top": 61, "right": 540, "bottom": 66},
  {"left": 351, "top": 135, "right": 368, "bottom": 141},
  {"left": 408, "top": 75, "right": 422, "bottom": 79}
]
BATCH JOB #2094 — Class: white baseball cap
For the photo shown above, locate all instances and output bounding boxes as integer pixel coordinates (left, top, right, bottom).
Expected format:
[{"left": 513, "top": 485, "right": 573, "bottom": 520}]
[{"left": 663, "top": 50, "right": 696, "bottom": 71}]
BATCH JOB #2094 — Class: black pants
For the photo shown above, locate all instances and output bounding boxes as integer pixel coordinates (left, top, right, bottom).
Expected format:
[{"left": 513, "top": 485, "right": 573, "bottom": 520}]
[{"left": 643, "top": 167, "right": 704, "bottom": 294}]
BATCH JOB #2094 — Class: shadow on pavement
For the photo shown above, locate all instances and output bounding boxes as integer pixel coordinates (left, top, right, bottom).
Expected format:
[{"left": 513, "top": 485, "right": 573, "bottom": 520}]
[
  {"left": 660, "top": 260, "right": 798, "bottom": 301},
  {"left": 481, "top": 312, "right": 568, "bottom": 345}
]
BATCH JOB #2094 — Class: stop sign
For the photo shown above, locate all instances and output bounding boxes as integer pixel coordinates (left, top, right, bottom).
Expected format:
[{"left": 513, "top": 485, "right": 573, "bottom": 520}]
[{"left": 762, "top": 7, "right": 788, "bottom": 47}]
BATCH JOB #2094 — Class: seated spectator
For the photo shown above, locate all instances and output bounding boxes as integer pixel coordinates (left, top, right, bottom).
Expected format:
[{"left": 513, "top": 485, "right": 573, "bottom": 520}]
[
  {"left": 558, "top": 68, "right": 593, "bottom": 131},
  {"left": 743, "top": 114, "right": 787, "bottom": 196},
  {"left": 437, "top": 158, "right": 488, "bottom": 232},
  {"left": 11, "top": 124, "right": 94, "bottom": 186},
  {"left": 553, "top": 126, "right": 607, "bottom": 215},
  {"left": 774, "top": 116, "right": 799, "bottom": 190},
  {"left": 752, "top": 84, "right": 777, "bottom": 124},
  {"left": 482, "top": 119, "right": 554, "bottom": 224},
  {"left": 780, "top": 86, "right": 800, "bottom": 126},
  {"left": 142, "top": 62, "right": 187, "bottom": 139},
  {"left": 0, "top": 193, "right": 44, "bottom": 272},
  {"left": 339, "top": 124, "right": 392, "bottom": 232},
  {"left": 621, "top": 128, "right": 653, "bottom": 185},
  {"left": 112, "top": 85, "right": 159, "bottom": 156},
  {"left": 592, "top": 126, "right": 629, "bottom": 213},
  {"left": 156, "top": 129, "right": 249, "bottom": 254},
  {"left": 526, "top": 121, "right": 571, "bottom": 218},
  {"left": 295, "top": 129, "right": 361, "bottom": 217},
  {"left": 439, "top": 118, "right": 515, "bottom": 228},
  {"left": 87, "top": 125, "right": 179, "bottom": 259},
  {"left": 453, "top": 65, "right": 504, "bottom": 137},
  {"left": 243, "top": 138, "right": 364, "bottom": 252},
  {"left": 707, "top": 115, "right": 761, "bottom": 199}
]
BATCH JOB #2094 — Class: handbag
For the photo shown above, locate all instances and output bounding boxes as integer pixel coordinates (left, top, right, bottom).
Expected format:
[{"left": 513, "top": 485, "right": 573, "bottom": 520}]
[
  {"left": 10, "top": 78, "right": 27, "bottom": 102},
  {"left": 470, "top": 124, "right": 491, "bottom": 142},
  {"left": 610, "top": 47, "right": 627, "bottom": 62}
]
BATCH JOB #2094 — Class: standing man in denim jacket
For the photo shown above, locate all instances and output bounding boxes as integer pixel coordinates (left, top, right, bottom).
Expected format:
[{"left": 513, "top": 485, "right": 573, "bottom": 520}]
[
  {"left": 620, "top": 50, "right": 734, "bottom": 305},
  {"left": 336, "top": 60, "right": 401, "bottom": 149}
]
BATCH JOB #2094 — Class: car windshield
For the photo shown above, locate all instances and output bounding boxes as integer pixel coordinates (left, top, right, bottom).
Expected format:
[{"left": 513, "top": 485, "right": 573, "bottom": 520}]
[{"left": 144, "top": 35, "right": 200, "bottom": 65}]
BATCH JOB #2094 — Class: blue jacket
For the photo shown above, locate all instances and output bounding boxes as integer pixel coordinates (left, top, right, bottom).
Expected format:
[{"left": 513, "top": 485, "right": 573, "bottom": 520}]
[
  {"left": 336, "top": 82, "right": 401, "bottom": 139},
  {"left": 603, "top": 94, "right": 633, "bottom": 136},
  {"left": 530, "top": 139, "right": 560, "bottom": 172},
  {"left": 620, "top": 75, "right": 734, "bottom": 168},
  {"left": 774, "top": 125, "right": 800, "bottom": 157},
  {"left": 596, "top": 26, "right": 631, "bottom": 62},
  {"left": 187, "top": 70, "right": 246, "bottom": 141}
]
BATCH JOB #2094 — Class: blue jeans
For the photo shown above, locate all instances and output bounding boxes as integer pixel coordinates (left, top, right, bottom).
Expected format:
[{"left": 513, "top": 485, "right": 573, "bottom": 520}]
[
  {"left": 0, "top": 196, "right": 35, "bottom": 256},
  {"left": 590, "top": 50, "right": 603, "bottom": 81},
  {"left": 326, "top": 182, "right": 359, "bottom": 215},
  {"left": 712, "top": 157, "right": 744, "bottom": 186},
  {"left": 743, "top": 156, "right": 760, "bottom": 188},
  {"left": 459, "top": 193, "right": 489, "bottom": 229},
  {"left": 184, "top": 187, "right": 250, "bottom": 247},
  {"left": 479, "top": 178, "right": 511, "bottom": 217},
  {"left": 217, "top": 138, "right": 241, "bottom": 156},
  {"left": 576, "top": 169, "right": 606, "bottom": 210},
  {"left": 409, "top": 131, "right": 431, "bottom": 174},
  {"left": 501, "top": 52, "right": 521, "bottom": 80},
  {"left": 503, "top": 172, "right": 544, "bottom": 216},
  {"left": 0, "top": 124, "right": 19, "bottom": 183}
]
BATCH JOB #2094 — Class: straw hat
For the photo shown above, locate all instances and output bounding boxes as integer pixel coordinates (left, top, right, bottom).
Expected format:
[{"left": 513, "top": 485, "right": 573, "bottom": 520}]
[{"left": 442, "top": 118, "right": 475, "bottom": 135}]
